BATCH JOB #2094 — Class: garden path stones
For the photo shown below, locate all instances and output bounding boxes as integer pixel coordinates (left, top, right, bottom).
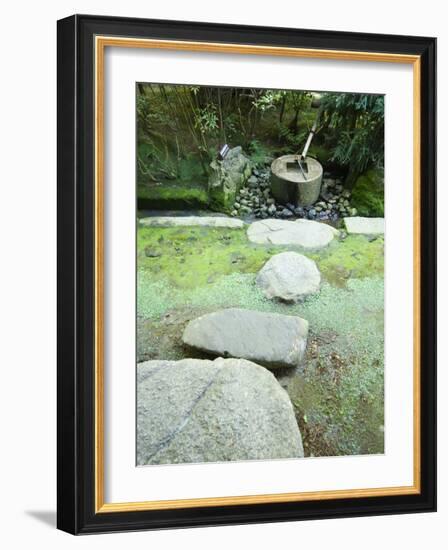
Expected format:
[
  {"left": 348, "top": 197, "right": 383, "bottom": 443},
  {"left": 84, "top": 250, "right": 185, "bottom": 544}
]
[
  {"left": 343, "top": 216, "right": 384, "bottom": 235},
  {"left": 247, "top": 218, "right": 338, "bottom": 249},
  {"left": 256, "top": 252, "right": 321, "bottom": 302},
  {"left": 182, "top": 308, "right": 308, "bottom": 368},
  {"left": 139, "top": 216, "right": 245, "bottom": 228},
  {"left": 137, "top": 357, "right": 304, "bottom": 465}
]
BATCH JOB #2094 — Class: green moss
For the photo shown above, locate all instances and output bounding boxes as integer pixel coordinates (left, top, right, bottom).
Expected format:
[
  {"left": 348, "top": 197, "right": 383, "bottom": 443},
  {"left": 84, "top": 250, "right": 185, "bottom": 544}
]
[
  {"left": 208, "top": 187, "right": 235, "bottom": 214},
  {"left": 136, "top": 224, "right": 384, "bottom": 456},
  {"left": 351, "top": 168, "right": 384, "bottom": 217},
  {"left": 138, "top": 226, "right": 384, "bottom": 291},
  {"left": 309, "top": 234, "right": 384, "bottom": 287},
  {"left": 138, "top": 256, "right": 384, "bottom": 368},
  {"left": 288, "top": 277, "right": 384, "bottom": 456},
  {"left": 291, "top": 348, "right": 384, "bottom": 456},
  {"left": 137, "top": 182, "right": 209, "bottom": 209},
  {"left": 137, "top": 226, "right": 288, "bottom": 289}
]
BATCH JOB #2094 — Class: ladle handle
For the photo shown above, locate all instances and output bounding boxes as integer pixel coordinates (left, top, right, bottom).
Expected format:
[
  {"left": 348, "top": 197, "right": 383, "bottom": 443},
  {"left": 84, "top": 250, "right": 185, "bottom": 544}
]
[{"left": 300, "top": 105, "right": 323, "bottom": 160}]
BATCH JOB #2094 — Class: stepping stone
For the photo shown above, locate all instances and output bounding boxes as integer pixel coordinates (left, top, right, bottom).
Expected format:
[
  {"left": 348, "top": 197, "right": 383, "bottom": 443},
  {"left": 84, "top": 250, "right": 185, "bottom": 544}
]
[
  {"left": 139, "top": 216, "right": 244, "bottom": 228},
  {"left": 137, "top": 357, "right": 304, "bottom": 465},
  {"left": 182, "top": 308, "right": 308, "bottom": 368},
  {"left": 247, "top": 219, "right": 338, "bottom": 249},
  {"left": 256, "top": 251, "right": 321, "bottom": 302},
  {"left": 344, "top": 216, "right": 384, "bottom": 235}
]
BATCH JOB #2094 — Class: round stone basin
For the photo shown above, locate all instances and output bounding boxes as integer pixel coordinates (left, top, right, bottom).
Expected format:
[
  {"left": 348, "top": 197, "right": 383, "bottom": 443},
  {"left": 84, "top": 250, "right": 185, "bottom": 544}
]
[{"left": 270, "top": 154, "right": 323, "bottom": 207}]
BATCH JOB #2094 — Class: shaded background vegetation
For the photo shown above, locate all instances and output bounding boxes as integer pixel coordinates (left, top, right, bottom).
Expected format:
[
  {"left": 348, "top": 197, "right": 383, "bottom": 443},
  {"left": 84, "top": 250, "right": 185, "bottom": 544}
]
[{"left": 137, "top": 84, "right": 384, "bottom": 191}]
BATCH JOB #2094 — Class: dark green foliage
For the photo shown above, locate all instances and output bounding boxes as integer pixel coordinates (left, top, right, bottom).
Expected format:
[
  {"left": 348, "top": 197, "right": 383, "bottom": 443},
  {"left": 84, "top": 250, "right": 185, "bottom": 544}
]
[
  {"left": 246, "top": 139, "right": 272, "bottom": 166},
  {"left": 319, "top": 93, "right": 384, "bottom": 184},
  {"left": 351, "top": 168, "right": 385, "bottom": 217},
  {"left": 137, "top": 85, "right": 384, "bottom": 199},
  {"left": 136, "top": 85, "right": 315, "bottom": 183},
  {"left": 137, "top": 182, "right": 209, "bottom": 209}
]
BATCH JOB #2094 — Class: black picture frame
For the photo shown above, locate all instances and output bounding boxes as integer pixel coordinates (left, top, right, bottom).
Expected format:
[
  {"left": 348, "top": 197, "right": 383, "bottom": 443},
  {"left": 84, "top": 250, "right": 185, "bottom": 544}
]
[{"left": 57, "top": 14, "right": 436, "bottom": 535}]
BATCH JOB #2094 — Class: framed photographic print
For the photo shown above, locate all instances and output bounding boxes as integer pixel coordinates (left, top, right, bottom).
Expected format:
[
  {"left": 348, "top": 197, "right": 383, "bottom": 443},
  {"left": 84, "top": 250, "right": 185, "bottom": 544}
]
[{"left": 57, "top": 14, "right": 436, "bottom": 534}]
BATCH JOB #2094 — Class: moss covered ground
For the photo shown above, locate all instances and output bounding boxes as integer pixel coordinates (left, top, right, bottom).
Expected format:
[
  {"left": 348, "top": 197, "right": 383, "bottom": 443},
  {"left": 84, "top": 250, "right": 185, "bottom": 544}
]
[
  {"left": 137, "top": 223, "right": 384, "bottom": 457},
  {"left": 351, "top": 168, "right": 384, "bottom": 217},
  {"left": 137, "top": 182, "right": 209, "bottom": 210}
]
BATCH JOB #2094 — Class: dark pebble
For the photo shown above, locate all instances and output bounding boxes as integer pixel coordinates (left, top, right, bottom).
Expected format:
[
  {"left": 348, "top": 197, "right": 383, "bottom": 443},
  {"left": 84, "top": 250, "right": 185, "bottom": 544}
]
[{"left": 145, "top": 247, "right": 162, "bottom": 258}]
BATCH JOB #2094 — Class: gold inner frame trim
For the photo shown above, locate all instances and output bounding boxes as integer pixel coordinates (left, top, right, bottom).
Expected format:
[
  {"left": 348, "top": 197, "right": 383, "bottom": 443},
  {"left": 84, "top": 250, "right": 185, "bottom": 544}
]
[{"left": 94, "top": 35, "right": 421, "bottom": 513}]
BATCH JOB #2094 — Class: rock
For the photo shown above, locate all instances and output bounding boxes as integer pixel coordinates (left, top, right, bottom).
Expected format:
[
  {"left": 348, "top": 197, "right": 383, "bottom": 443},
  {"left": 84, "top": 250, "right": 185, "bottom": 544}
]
[
  {"left": 256, "top": 252, "right": 321, "bottom": 302},
  {"left": 182, "top": 308, "right": 308, "bottom": 368},
  {"left": 247, "top": 219, "right": 338, "bottom": 249},
  {"left": 208, "top": 146, "right": 252, "bottom": 211},
  {"left": 344, "top": 216, "right": 384, "bottom": 235},
  {"left": 137, "top": 357, "right": 304, "bottom": 465},
  {"left": 247, "top": 175, "right": 258, "bottom": 186},
  {"left": 140, "top": 216, "right": 245, "bottom": 228},
  {"left": 280, "top": 208, "right": 294, "bottom": 218},
  {"left": 144, "top": 247, "right": 162, "bottom": 258},
  {"left": 230, "top": 252, "right": 246, "bottom": 263}
]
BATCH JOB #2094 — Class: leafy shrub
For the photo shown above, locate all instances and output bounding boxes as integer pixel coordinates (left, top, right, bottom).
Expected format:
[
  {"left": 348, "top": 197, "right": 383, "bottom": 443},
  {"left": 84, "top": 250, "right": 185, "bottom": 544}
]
[
  {"left": 247, "top": 139, "right": 271, "bottom": 166},
  {"left": 320, "top": 93, "right": 384, "bottom": 184},
  {"left": 351, "top": 168, "right": 384, "bottom": 217}
]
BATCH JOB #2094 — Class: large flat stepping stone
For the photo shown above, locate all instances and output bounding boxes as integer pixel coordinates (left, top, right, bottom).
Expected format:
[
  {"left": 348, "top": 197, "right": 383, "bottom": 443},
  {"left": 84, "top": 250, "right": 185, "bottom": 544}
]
[
  {"left": 247, "top": 219, "right": 338, "bottom": 249},
  {"left": 344, "top": 216, "right": 384, "bottom": 235},
  {"left": 256, "top": 251, "right": 321, "bottom": 302},
  {"left": 137, "top": 357, "right": 303, "bottom": 465},
  {"left": 182, "top": 308, "right": 308, "bottom": 368},
  {"left": 139, "top": 215, "right": 244, "bottom": 228}
]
